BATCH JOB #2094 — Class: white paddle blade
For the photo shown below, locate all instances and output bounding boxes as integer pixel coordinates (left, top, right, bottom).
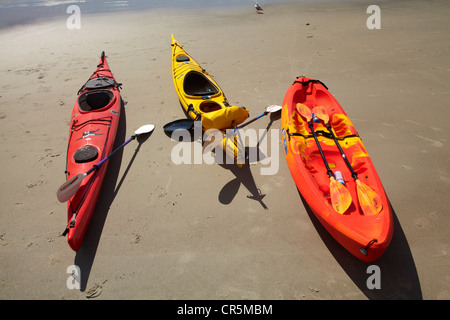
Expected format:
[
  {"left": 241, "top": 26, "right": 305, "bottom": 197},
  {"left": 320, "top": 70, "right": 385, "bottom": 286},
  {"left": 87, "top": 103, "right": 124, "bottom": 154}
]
[
  {"left": 56, "top": 173, "right": 86, "bottom": 203},
  {"left": 135, "top": 124, "right": 155, "bottom": 135},
  {"left": 267, "top": 105, "right": 282, "bottom": 113}
]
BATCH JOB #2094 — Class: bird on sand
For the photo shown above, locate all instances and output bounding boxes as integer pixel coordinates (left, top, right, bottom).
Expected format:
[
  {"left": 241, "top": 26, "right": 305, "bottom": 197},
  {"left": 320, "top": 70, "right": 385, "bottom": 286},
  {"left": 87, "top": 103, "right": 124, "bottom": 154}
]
[{"left": 255, "top": 2, "right": 263, "bottom": 13}]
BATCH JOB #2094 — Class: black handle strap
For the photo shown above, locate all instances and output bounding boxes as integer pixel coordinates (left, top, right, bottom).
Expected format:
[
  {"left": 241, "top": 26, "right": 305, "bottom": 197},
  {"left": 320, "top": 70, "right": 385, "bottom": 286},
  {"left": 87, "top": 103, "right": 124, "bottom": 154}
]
[{"left": 293, "top": 77, "right": 328, "bottom": 90}]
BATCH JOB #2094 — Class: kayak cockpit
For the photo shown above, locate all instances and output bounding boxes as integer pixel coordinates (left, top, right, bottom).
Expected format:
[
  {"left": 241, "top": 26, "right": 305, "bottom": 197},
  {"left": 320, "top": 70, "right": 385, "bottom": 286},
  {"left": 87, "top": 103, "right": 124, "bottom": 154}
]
[
  {"left": 78, "top": 90, "right": 114, "bottom": 112},
  {"left": 183, "top": 71, "right": 219, "bottom": 97},
  {"left": 199, "top": 101, "right": 222, "bottom": 113}
]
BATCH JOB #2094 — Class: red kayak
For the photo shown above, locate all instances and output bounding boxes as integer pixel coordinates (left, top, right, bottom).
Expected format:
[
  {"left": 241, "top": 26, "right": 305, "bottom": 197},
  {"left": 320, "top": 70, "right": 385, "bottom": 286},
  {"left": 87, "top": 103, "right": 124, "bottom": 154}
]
[
  {"left": 281, "top": 77, "right": 393, "bottom": 262},
  {"left": 62, "top": 52, "right": 122, "bottom": 251}
]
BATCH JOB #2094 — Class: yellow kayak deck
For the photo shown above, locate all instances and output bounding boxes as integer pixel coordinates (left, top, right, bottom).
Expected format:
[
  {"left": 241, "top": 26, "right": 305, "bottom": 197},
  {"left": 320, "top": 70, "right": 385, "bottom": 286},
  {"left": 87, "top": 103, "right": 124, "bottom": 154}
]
[{"left": 171, "top": 34, "right": 249, "bottom": 166}]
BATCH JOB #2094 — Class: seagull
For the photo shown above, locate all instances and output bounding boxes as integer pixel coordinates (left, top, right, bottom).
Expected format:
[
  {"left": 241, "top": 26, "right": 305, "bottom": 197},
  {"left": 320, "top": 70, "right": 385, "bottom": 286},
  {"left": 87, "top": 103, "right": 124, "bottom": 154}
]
[{"left": 255, "top": 2, "right": 263, "bottom": 13}]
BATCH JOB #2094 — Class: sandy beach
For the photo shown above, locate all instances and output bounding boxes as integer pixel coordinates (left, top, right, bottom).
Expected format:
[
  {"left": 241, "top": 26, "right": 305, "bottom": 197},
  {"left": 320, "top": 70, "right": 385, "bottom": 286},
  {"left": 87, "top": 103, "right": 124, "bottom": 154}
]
[{"left": 0, "top": 0, "right": 449, "bottom": 300}]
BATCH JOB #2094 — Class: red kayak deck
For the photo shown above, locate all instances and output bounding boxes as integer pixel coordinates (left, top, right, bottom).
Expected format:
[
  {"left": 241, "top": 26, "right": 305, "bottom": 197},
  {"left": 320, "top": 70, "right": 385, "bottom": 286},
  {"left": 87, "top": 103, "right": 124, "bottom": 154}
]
[
  {"left": 281, "top": 77, "right": 393, "bottom": 262},
  {"left": 64, "top": 52, "right": 121, "bottom": 251}
]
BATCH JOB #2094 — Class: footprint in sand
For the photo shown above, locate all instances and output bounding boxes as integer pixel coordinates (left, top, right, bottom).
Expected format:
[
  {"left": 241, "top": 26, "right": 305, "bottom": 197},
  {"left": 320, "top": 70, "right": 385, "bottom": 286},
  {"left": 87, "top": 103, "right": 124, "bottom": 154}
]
[
  {"left": 131, "top": 233, "right": 141, "bottom": 244},
  {"left": 85, "top": 280, "right": 107, "bottom": 299},
  {"left": 39, "top": 149, "right": 61, "bottom": 167},
  {"left": 406, "top": 120, "right": 445, "bottom": 147},
  {"left": 415, "top": 216, "right": 428, "bottom": 228},
  {"left": 26, "top": 180, "right": 43, "bottom": 189},
  {"left": 414, "top": 134, "right": 444, "bottom": 148}
]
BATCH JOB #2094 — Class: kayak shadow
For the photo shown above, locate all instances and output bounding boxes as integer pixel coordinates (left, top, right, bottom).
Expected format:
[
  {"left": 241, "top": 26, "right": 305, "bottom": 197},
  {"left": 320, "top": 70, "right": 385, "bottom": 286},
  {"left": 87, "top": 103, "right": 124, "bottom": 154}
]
[
  {"left": 73, "top": 100, "right": 126, "bottom": 292},
  {"left": 299, "top": 192, "right": 422, "bottom": 299},
  {"left": 73, "top": 100, "right": 154, "bottom": 292}
]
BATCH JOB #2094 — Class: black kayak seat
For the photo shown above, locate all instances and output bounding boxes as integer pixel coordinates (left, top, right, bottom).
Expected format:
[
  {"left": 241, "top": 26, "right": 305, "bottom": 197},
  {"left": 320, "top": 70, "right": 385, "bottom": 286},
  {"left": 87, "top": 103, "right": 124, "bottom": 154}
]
[{"left": 78, "top": 90, "right": 114, "bottom": 111}]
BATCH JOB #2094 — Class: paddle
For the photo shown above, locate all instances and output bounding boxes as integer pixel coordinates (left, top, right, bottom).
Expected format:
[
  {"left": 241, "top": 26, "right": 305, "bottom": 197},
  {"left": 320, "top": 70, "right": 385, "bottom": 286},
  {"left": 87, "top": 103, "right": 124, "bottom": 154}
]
[
  {"left": 203, "top": 104, "right": 281, "bottom": 156},
  {"left": 163, "top": 105, "right": 282, "bottom": 136},
  {"left": 296, "top": 103, "right": 352, "bottom": 214},
  {"left": 233, "top": 105, "right": 282, "bottom": 132},
  {"left": 163, "top": 119, "right": 195, "bottom": 134},
  {"left": 56, "top": 124, "right": 155, "bottom": 203},
  {"left": 312, "top": 105, "right": 382, "bottom": 215}
]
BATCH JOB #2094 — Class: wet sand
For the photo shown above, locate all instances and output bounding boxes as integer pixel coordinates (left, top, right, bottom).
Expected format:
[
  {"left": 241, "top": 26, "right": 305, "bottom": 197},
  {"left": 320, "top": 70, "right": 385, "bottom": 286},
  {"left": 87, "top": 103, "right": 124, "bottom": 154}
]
[{"left": 0, "top": 0, "right": 449, "bottom": 300}]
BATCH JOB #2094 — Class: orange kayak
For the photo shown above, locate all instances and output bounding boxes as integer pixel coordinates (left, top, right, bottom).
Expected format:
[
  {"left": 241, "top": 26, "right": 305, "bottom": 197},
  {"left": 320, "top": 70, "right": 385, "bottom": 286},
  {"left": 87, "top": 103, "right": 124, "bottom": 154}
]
[
  {"left": 63, "top": 52, "right": 122, "bottom": 251},
  {"left": 281, "top": 77, "right": 393, "bottom": 262}
]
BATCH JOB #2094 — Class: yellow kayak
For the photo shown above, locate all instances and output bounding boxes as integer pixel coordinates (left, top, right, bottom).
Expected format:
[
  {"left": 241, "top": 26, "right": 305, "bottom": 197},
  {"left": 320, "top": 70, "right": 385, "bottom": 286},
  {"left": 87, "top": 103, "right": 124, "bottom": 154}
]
[{"left": 171, "top": 34, "right": 249, "bottom": 166}]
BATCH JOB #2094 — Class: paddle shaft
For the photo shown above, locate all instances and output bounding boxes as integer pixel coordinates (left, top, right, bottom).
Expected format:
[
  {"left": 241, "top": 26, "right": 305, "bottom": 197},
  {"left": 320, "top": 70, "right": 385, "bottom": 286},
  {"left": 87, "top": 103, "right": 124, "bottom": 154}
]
[
  {"left": 325, "top": 123, "right": 358, "bottom": 180},
  {"left": 312, "top": 107, "right": 382, "bottom": 215},
  {"left": 307, "top": 121, "right": 333, "bottom": 178},
  {"left": 85, "top": 134, "right": 136, "bottom": 176},
  {"left": 61, "top": 131, "right": 131, "bottom": 233},
  {"left": 233, "top": 111, "right": 268, "bottom": 131}
]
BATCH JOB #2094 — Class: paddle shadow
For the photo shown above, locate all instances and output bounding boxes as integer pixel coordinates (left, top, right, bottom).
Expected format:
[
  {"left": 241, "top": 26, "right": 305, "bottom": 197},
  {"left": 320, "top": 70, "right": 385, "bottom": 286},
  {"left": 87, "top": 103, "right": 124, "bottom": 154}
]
[
  {"left": 255, "top": 111, "right": 280, "bottom": 148},
  {"left": 299, "top": 191, "right": 422, "bottom": 299},
  {"left": 218, "top": 176, "right": 241, "bottom": 205},
  {"left": 216, "top": 112, "right": 282, "bottom": 210},
  {"left": 73, "top": 100, "right": 154, "bottom": 292},
  {"left": 218, "top": 162, "right": 267, "bottom": 210}
]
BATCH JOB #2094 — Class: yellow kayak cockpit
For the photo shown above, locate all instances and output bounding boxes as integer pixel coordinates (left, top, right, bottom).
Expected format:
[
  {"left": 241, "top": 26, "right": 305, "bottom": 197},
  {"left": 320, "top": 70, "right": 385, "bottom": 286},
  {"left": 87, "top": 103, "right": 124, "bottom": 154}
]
[{"left": 183, "top": 71, "right": 220, "bottom": 97}]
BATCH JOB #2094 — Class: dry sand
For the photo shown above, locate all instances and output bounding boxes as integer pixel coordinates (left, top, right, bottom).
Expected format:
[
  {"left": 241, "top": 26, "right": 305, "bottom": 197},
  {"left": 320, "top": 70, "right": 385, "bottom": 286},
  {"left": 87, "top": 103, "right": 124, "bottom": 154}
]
[{"left": 0, "top": 0, "right": 449, "bottom": 300}]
